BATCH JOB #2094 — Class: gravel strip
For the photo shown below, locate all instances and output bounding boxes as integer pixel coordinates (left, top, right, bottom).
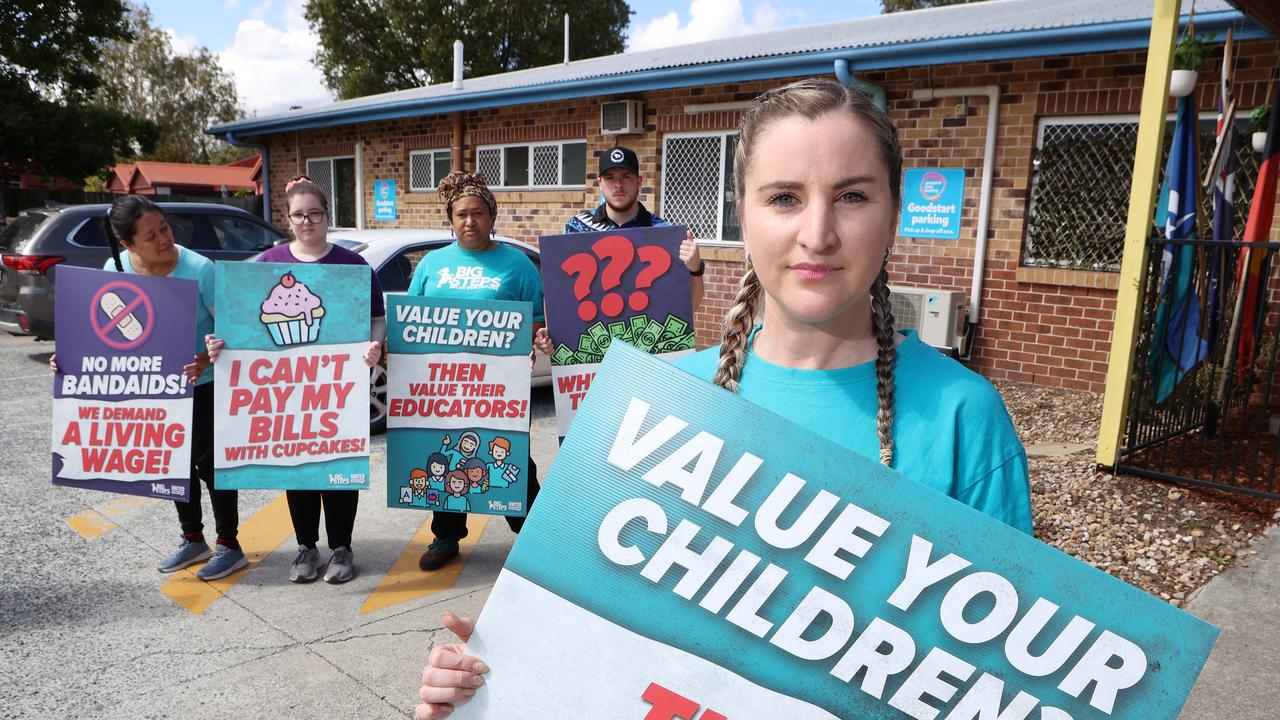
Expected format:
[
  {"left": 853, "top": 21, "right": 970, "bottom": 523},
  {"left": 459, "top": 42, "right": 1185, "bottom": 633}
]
[{"left": 996, "top": 381, "right": 1280, "bottom": 607}]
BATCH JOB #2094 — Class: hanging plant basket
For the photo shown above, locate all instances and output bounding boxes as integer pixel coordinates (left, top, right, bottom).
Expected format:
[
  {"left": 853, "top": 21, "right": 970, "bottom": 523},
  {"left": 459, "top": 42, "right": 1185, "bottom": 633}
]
[
  {"left": 1254, "top": 131, "right": 1270, "bottom": 153},
  {"left": 1169, "top": 70, "right": 1198, "bottom": 97}
]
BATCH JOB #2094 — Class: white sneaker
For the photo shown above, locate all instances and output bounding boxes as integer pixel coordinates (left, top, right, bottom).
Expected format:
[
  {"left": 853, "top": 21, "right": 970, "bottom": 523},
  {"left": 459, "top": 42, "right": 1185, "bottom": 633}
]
[
  {"left": 289, "top": 545, "right": 322, "bottom": 583},
  {"left": 324, "top": 546, "right": 354, "bottom": 584}
]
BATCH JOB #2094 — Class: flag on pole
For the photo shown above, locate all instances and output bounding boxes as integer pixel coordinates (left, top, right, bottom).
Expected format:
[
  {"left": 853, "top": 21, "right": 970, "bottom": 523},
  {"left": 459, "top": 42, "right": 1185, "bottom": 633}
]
[
  {"left": 1206, "top": 33, "right": 1236, "bottom": 350},
  {"left": 1149, "top": 93, "right": 1209, "bottom": 403},
  {"left": 1234, "top": 86, "right": 1280, "bottom": 380}
]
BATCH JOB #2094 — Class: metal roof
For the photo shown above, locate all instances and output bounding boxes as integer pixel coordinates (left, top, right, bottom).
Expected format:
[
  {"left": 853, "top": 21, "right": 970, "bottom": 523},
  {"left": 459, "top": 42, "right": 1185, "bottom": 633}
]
[{"left": 211, "top": 0, "right": 1267, "bottom": 139}]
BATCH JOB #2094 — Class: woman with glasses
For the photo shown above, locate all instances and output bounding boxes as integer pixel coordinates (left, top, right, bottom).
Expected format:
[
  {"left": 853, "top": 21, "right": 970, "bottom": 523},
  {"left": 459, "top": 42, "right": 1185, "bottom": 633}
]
[{"left": 207, "top": 176, "right": 386, "bottom": 584}]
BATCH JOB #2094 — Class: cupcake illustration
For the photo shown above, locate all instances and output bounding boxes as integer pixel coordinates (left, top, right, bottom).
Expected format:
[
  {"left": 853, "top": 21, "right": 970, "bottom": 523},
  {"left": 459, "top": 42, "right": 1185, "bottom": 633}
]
[{"left": 260, "top": 272, "right": 325, "bottom": 346}]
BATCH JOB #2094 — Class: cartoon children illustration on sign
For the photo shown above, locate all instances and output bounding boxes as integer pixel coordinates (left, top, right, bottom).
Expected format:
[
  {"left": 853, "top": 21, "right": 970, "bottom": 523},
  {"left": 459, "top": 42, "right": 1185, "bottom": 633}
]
[
  {"left": 425, "top": 452, "right": 449, "bottom": 487},
  {"left": 403, "top": 469, "right": 441, "bottom": 509},
  {"left": 441, "top": 470, "right": 470, "bottom": 512},
  {"left": 439, "top": 431, "right": 481, "bottom": 470},
  {"left": 399, "top": 451, "right": 451, "bottom": 508},
  {"left": 397, "top": 433, "right": 524, "bottom": 510},
  {"left": 259, "top": 271, "right": 326, "bottom": 346},
  {"left": 462, "top": 457, "right": 489, "bottom": 493},
  {"left": 486, "top": 436, "right": 521, "bottom": 488}
]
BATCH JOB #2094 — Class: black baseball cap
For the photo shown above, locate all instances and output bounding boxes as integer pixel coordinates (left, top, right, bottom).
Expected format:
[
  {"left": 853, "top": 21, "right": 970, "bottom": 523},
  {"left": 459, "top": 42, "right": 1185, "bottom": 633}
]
[{"left": 599, "top": 146, "right": 639, "bottom": 175}]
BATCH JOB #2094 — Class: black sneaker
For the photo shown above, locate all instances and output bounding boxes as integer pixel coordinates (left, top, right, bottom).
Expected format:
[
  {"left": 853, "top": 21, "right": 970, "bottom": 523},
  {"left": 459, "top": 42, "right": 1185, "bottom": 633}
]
[{"left": 418, "top": 539, "right": 459, "bottom": 571}]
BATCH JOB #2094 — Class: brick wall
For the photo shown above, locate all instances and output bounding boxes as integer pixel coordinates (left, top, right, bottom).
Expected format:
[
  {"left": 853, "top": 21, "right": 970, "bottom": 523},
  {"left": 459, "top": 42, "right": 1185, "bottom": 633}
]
[{"left": 258, "top": 39, "right": 1280, "bottom": 393}]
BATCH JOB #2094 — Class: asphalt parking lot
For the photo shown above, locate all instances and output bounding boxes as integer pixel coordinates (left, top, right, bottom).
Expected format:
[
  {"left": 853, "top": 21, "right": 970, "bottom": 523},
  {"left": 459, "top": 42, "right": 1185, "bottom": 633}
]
[{"left": 0, "top": 332, "right": 552, "bottom": 719}]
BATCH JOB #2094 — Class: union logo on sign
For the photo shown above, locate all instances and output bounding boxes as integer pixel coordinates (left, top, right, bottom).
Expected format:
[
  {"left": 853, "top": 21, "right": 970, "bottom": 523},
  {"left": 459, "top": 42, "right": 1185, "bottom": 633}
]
[{"left": 920, "top": 170, "right": 947, "bottom": 201}]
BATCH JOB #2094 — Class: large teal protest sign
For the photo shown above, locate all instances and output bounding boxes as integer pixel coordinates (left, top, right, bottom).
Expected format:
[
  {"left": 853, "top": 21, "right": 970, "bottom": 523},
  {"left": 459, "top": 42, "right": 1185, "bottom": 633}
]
[
  {"left": 900, "top": 168, "right": 965, "bottom": 240},
  {"left": 456, "top": 343, "right": 1218, "bottom": 719},
  {"left": 213, "top": 262, "right": 370, "bottom": 490},
  {"left": 385, "top": 295, "right": 532, "bottom": 516}
]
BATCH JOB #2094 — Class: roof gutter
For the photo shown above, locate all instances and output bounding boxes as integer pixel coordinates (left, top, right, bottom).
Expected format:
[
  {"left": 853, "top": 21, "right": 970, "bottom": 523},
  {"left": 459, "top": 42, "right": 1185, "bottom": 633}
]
[
  {"left": 208, "top": 9, "right": 1261, "bottom": 139},
  {"left": 224, "top": 131, "right": 270, "bottom": 223},
  {"left": 834, "top": 59, "right": 886, "bottom": 108}
]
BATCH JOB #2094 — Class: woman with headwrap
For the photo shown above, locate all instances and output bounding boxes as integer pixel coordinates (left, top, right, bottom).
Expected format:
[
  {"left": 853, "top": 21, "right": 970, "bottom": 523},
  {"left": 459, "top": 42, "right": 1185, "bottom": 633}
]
[{"left": 407, "top": 171, "right": 545, "bottom": 573}]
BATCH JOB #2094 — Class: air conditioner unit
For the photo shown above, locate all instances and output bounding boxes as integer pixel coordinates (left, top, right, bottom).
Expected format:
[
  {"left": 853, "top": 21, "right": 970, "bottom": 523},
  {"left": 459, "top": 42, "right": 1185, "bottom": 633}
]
[
  {"left": 601, "top": 100, "right": 644, "bottom": 135},
  {"left": 888, "top": 285, "right": 968, "bottom": 355}
]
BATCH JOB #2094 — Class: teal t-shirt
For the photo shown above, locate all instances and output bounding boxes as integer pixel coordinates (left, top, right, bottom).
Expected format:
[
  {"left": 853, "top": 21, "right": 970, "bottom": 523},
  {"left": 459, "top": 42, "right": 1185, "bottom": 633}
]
[
  {"left": 441, "top": 494, "right": 471, "bottom": 513},
  {"left": 674, "top": 330, "right": 1033, "bottom": 534},
  {"left": 487, "top": 461, "right": 518, "bottom": 488},
  {"left": 407, "top": 241, "right": 545, "bottom": 323},
  {"left": 104, "top": 246, "right": 215, "bottom": 385}
]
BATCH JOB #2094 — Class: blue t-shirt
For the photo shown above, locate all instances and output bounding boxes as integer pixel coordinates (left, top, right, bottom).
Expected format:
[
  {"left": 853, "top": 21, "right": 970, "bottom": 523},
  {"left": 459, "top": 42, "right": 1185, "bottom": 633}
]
[
  {"left": 104, "top": 246, "right": 215, "bottom": 385},
  {"left": 441, "top": 494, "right": 470, "bottom": 513},
  {"left": 487, "top": 461, "right": 518, "bottom": 488},
  {"left": 407, "top": 242, "right": 545, "bottom": 323},
  {"left": 674, "top": 330, "right": 1033, "bottom": 534}
]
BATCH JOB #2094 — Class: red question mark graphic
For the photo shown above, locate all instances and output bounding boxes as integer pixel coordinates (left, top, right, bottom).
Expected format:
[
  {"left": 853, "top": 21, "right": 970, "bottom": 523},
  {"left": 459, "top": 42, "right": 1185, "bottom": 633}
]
[
  {"left": 629, "top": 245, "right": 672, "bottom": 312},
  {"left": 561, "top": 253, "right": 599, "bottom": 321},
  {"left": 591, "top": 235, "right": 635, "bottom": 318}
]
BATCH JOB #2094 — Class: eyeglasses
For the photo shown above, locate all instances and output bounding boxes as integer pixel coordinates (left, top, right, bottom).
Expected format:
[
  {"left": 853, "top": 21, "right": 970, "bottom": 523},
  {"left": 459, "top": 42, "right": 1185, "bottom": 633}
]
[{"left": 288, "top": 210, "right": 327, "bottom": 225}]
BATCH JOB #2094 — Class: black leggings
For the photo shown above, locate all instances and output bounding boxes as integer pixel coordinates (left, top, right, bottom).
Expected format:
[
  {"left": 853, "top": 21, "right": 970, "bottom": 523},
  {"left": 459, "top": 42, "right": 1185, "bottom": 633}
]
[
  {"left": 287, "top": 490, "right": 359, "bottom": 550},
  {"left": 431, "top": 456, "right": 540, "bottom": 542},
  {"left": 174, "top": 382, "right": 239, "bottom": 542}
]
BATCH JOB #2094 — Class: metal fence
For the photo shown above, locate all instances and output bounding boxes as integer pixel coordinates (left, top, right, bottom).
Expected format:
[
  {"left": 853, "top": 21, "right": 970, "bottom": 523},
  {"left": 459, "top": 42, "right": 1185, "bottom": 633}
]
[{"left": 1118, "top": 236, "right": 1280, "bottom": 500}]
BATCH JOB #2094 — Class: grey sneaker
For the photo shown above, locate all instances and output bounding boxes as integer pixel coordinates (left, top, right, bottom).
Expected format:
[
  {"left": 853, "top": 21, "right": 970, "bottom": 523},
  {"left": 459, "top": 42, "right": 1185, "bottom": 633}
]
[
  {"left": 289, "top": 545, "right": 322, "bottom": 583},
  {"left": 324, "top": 546, "right": 355, "bottom": 584},
  {"left": 197, "top": 544, "right": 248, "bottom": 581},
  {"left": 157, "top": 538, "right": 212, "bottom": 573}
]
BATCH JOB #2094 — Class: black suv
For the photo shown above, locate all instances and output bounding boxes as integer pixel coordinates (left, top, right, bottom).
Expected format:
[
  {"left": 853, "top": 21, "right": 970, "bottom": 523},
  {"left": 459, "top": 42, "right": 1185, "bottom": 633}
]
[{"left": 0, "top": 202, "right": 285, "bottom": 337}]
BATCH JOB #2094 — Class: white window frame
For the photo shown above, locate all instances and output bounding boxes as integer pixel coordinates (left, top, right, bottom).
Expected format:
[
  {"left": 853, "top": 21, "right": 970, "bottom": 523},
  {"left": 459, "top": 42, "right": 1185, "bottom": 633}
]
[
  {"left": 1036, "top": 111, "right": 1230, "bottom": 145},
  {"left": 474, "top": 140, "right": 587, "bottom": 189},
  {"left": 1028, "top": 111, "right": 1251, "bottom": 270},
  {"left": 304, "top": 155, "right": 357, "bottom": 229},
  {"left": 659, "top": 130, "right": 739, "bottom": 245},
  {"left": 409, "top": 148, "right": 452, "bottom": 192}
]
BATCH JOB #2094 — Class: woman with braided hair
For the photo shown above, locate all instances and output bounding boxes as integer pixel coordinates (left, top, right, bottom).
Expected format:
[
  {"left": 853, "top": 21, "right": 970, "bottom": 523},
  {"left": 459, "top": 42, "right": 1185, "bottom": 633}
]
[
  {"left": 407, "top": 170, "right": 545, "bottom": 573},
  {"left": 669, "top": 78, "right": 1033, "bottom": 531},
  {"left": 411, "top": 78, "right": 1030, "bottom": 719}
]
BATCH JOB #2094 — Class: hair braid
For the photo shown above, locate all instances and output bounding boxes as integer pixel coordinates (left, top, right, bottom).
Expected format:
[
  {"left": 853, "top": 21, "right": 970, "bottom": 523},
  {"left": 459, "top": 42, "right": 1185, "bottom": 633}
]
[
  {"left": 712, "top": 259, "right": 762, "bottom": 393},
  {"left": 870, "top": 264, "right": 897, "bottom": 467}
]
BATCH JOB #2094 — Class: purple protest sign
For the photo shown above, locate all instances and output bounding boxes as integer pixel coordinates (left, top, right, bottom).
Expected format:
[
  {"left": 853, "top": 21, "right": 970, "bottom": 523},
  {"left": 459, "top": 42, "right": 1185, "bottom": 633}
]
[
  {"left": 52, "top": 266, "right": 198, "bottom": 500},
  {"left": 538, "top": 226, "right": 693, "bottom": 436}
]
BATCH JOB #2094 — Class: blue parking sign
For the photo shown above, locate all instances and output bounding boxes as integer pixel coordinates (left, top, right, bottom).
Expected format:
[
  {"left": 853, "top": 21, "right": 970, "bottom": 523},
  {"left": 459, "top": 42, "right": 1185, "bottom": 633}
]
[
  {"left": 373, "top": 179, "right": 397, "bottom": 222},
  {"left": 900, "top": 168, "right": 965, "bottom": 239}
]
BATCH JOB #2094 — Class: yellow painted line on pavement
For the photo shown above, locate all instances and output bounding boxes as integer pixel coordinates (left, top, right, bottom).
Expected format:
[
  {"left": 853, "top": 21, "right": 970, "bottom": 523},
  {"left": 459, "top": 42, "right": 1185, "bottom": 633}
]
[
  {"left": 360, "top": 514, "right": 490, "bottom": 616},
  {"left": 68, "top": 495, "right": 161, "bottom": 538},
  {"left": 68, "top": 510, "right": 116, "bottom": 538},
  {"left": 161, "top": 492, "right": 294, "bottom": 615}
]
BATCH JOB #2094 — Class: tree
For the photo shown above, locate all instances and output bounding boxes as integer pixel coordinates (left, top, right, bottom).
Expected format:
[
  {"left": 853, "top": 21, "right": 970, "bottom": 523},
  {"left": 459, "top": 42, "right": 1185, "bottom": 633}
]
[
  {"left": 879, "top": 0, "right": 988, "bottom": 11},
  {"left": 95, "top": 5, "right": 248, "bottom": 164},
  {"left": 305, "top": 0, "right": 632, "bottom": 100},
  {"left": 0, "top": 0, "right": 156, "bottom": 218}
]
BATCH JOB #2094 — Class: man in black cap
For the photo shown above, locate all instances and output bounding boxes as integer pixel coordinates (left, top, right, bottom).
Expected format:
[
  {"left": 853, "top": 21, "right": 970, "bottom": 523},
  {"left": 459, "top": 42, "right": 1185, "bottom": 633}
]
[{"left": 563, "top": 146, "right": 704, "bottom": 310}]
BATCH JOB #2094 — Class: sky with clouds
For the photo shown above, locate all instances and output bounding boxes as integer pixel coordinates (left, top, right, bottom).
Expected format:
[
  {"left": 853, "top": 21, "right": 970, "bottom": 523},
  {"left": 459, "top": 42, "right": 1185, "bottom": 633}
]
[{"left": 146, "top": 0, "right": 879, "bottom": 118}]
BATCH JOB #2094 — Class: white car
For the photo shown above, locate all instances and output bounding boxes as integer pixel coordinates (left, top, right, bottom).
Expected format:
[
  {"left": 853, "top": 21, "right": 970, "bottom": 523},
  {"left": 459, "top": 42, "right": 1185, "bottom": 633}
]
[{"left": 326, "top": 229, "right": 551, "bottom": 433}]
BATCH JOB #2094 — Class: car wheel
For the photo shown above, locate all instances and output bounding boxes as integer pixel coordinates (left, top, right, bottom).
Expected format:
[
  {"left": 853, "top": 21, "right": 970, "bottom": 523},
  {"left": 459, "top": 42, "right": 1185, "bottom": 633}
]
[{"left": 370, "top": 359, "right": 388, "bottom": 435}]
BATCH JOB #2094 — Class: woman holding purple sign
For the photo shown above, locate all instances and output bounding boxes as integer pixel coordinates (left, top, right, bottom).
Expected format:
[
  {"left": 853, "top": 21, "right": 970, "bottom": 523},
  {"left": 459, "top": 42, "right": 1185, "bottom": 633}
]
[
  {"left": 51, "top": 196, "right": 246, "bottom": 580},
  {"left": 413, "top": 79, "right": 1032, "bottom": 717},
  {"left": 207, "top": 176, "right": 385, "bottom": 585},
  {"left": 405, "top": 171, "right": 545, "bottom": 573}
]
